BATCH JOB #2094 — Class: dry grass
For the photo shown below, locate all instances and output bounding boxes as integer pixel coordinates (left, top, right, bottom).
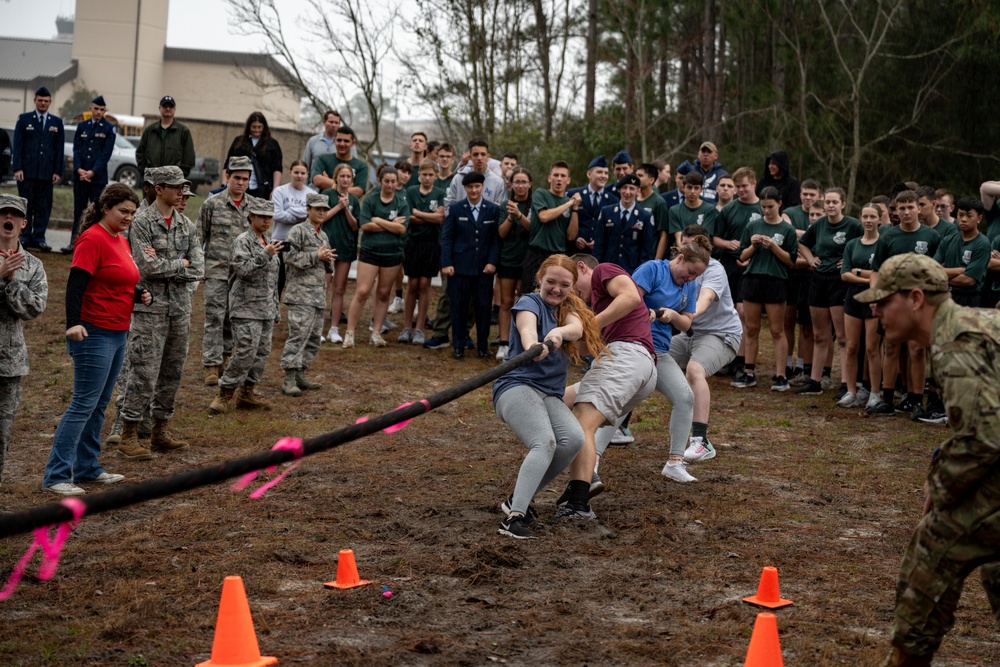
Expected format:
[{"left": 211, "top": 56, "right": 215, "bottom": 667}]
[{"left": 0, "top": 253, "right": 997, "bottom": 665}]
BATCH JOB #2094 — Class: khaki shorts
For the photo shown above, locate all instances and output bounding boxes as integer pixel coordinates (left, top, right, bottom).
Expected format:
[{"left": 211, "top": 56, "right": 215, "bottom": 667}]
[
  {"left": 574, "top": 341, "right": 657, "bottom": 424},
  {"left": 669, "top": 333, "right": 738, "bottom": 377}
]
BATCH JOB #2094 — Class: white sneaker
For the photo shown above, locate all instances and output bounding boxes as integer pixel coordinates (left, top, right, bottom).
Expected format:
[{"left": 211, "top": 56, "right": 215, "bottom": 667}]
[
  {"left": 683, "top": 436, "right": 716, "bottom": 462},
  {"left": 387, "top": 296, "right": 404, "bottom": 314},
  {"left": 661, "top": 461, "right": 698, "bottom": 483},
  {"left": 610, "top": 427, "right": 634, "bottom": 445},
  {"left": 837, "top": 391, "right": 858, "bottom": 408},
  {"left": 371, "top": 332, "right": 387, "bottom": 347},
  {"left": 398, "top": 328, "right": 412, "bottom": 343},
  {"left": 91, "top": 472, "right": 125, "bottom": 484},
  {"left": 855, "top": 387, "right": 870, "bottom": 405},
  {"left": 411, "top": 329, "right": 425, "bottom": 346},
  {"left": 342, "top": 331, "right": 355, "bottom": 348},
  {"left": 369, "top": 318, "right": 396, "bottom": 333},
  {"left": 495, "top": 344, "right": 509, "bottom": 361},
  {"left": 43, "top": 482, "right": 86, "bottom": 496},
  {"left": 327, "top": 327, "right": 343, "bottom": 344},
  {"left": 820, "top": 376, "right": 834, "bottom": 391}
]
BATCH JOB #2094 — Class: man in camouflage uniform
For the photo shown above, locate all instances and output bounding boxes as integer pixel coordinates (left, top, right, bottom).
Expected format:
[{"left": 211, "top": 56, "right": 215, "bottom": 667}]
[
  {"left": 117, "top": 166, "right": 204, "bottom": 460},
  {"left": 0, "top": 194, "right": 47, "bottom": 485},
  {"left": 855, "top": 253, "right": 1000, "bottom": 666},
  {"left": 210, "top": 200, "right": 282, "bottom": 413},
  {"left": 199, "top": 155, "right": 258, "bottom": 385},
  {"left": 280, "top": 192, "right": 335, "bottom": 396}
]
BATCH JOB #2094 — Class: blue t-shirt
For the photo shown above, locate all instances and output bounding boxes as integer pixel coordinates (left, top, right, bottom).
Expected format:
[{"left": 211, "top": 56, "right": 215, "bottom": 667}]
[
  {"left": 492, "top": 292, "right": 570, "bottom": 404},
  {"left": 632, "top": 259, "right": 698, "bottom": 353}
]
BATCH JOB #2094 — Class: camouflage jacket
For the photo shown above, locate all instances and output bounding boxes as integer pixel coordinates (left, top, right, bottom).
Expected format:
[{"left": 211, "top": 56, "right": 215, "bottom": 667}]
[
  {"left": 130, "top": 205, "right": 205, "bottom": 317},
  {"left": 283, "top": 221, "right": 330, "bottom": 308},
  {"left": 228, "top": 231, "right": 280, "bottom": 320},
  {"left": 199, "top": 191, "right": 258, "bottom": 280},
  {"left": 0, "top": 249, "right": 47, "bottom": 377},
  {"left": 927, "top": 298, "right": 1000, "bottom": 513}
]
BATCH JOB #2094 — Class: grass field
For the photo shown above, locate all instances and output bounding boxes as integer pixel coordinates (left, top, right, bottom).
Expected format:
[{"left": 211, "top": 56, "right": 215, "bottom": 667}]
[{"left": 0, "top": 252, "right": 996, "bottom": 666}]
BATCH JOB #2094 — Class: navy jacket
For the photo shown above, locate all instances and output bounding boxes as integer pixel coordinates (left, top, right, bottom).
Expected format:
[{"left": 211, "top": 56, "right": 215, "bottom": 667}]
[
  {"left": 441, "top": 198, "right": 501, "bottom": 275},
  {"left": 567, "top": 185, "right": 619, "bottom": 247},
  {"left": 595, "top": 203, "right": 654, "bottom": 274},
  {"left": 12, "top": 111, "right": 64, "bottom": 180},
  {"left": 73, "top": 118, "right": 117, "bottom": 182},
  {"left": 676, "top": 159, "right": 728, "bottom": 205}
]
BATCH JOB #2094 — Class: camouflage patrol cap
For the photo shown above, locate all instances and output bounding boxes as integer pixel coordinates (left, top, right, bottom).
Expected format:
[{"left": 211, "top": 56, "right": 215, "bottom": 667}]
[
  {"left": 182, "top": 184, "right": 195, "bottom": 197},
  {"left": 0, "top": 194, "right": 28, "bottom": 215},
  {"left": 306, "top": 193, "right": 330, "bottom": 209},
  {"left": 854, "top": 253, "right": 949, "bottom": 303},
  {"left": 144, "top": 168, "right": 155, "bottom": 184},
  {"left": 151, "top": 165, "right": 189, "bottom": 186},
  {"left": 249, "top": 200, "right": 275, "bottom": 216},
  {"left": 227, "top": 155, "right": 253, "bottom": 173}
]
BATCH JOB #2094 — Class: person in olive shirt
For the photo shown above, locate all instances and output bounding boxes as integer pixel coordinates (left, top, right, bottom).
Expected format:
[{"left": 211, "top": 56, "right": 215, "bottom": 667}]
[
  {"left": 399, "top": 159, "right": 446, "bottom": 345},
  {"left": 319, "top": 163, "right": 360, "bottom": 344},
  {"left": 520, "top": 160, "right": 580, "bottom": 294},
  {"left": 733, "top": 186, "right": 798, "bottom": 391},
  {"left": 496, "top": 166, "right": 533, "bottom": 360},
  {"left": 916, "top": 185, "right": 959, "bottom": 241},
  {"left": 871, "top": 190, "right": 943, "bottom": 418},
  {"left": 311, "top": 125, "right": 368, "bottom": 197},
  {"left": 635, "top": 162, "right": 671, "bottom": 258},
  {"left": 934, "top": 197, "right": 991, "bottom": 308},
  {"left": 783, "top": 178, "right": 821, "bottom": 379},
  {"left": 660, "top": 172, "right": 718, "bottom": 258}
]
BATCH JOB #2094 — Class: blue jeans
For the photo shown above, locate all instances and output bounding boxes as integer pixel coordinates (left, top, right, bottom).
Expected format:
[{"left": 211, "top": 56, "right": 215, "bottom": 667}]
[{"left": 43, "top": 325, "right": 128, "bottom": 486}]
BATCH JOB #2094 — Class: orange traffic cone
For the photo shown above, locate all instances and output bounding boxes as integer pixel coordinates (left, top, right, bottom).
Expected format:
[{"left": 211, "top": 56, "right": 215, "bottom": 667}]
[
  {"left": 196, "top": 576, "right": 277, "bottom": 667},
  {"left": 743, "top": 612, "right": 784, "bottom": 666},
  {"left": 324, "top": 549, "right": 372, "bottom": 589},
  {"left": 743, "top": 566, "right": 793, "bottom": 609}
]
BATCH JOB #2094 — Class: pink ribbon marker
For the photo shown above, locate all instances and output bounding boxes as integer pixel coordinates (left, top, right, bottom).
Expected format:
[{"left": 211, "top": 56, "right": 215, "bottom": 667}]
[
  {"left": 357, "top": 400, "right": 431, "bottom": 434},
  {"left": 231, "top": 437, "right": 305, "bottom": 499},
  {"left": 0, "top": 497, "right": 86, "bottom": 600}
]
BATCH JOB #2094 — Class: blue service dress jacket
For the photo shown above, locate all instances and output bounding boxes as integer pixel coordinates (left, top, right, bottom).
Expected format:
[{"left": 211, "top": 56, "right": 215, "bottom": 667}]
[
  {"left": 595, "top": 203, "right": 654, "bottom": 274},
  {"left": 73, "top": 118, "right": 117, "bottom": 183},
  {"left": 441, "top": 198, "right": 502, "bottom": 275},
  {"left": 12, "top": 111, "right": 64, "bottom": 180}
]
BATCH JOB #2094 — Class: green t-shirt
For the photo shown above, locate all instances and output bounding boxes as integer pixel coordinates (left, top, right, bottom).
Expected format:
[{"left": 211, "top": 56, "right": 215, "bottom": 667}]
[
  {"left": 739, "top": 219, "right": 799, "bottom": 279},
  {"left": 934, "top": 232, "right": 992, "bottom": 294},
  {"left": 500, "top": 198, "right": 532, "bottom": 268},
  {"left": 405, "top": 184, "right": 446, "bottom": 242},
  {"left": 718, "top": 200, "right": 764, "bottom": 259},
  {"left": 312, "top": 154, "right": 369, "bottom": 192},
  {"left": 985, "top": 201, "right": 1000, "bottom": 241},
  {"left": 667, "top": 201, "right": 718, "bottom": 237},
  {"left": 359, "top": 191, "right": 411, "bottom": 259},
  {"left": 800, "top": 215, "right": 864, "bottom": 275},
  {"left": 841, "top": 237, "right": 878, "bottom": 275},
  {"left": 926, "top": 219, "right": 960, "bottom": 240},
  {"left": 435, "top": 174, "right": 455, "bottom": 191},
  {"left": 638, "top": 192, "right": 671, "bottom": 238},
  {"left": 785, "top": 206, "right": 811, "bottom": 232},
  {"left": 529, "top": 188, "right": 573, "bottom": 254},
  {"left": 319, "top": 189, "right": 360, "bottom": 263},
  {"left": 872, "top": 224, "right": 942, "bottom": 270}
]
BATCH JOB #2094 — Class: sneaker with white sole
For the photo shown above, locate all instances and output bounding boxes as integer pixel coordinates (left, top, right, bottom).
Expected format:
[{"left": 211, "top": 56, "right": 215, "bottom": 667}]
[
  {"left": 371, "top": 332, "right": 387, "bottom": 347},
  {"left": 398, "top": 328, "right": 412, "bottom": 343},
  {"left": 498, "top": 515, "right": 536, "bottom": 539},
  {"left": 342, "top": 331, "right": 355, "bottom": 348},
  {"left": 43, "top": 482, "right": 86, "bottom": 496},
  {"left": 610, "top": 427, "right": 634, "bottom": 445},
  {"left": 836, "top": 391, "right": 858, "bottom": 408},
  {"left": 327, "top": 327, "right": 343, "bottom": 344},
  {"left": 552, "top": 503, "right": 597, "bottom": 521},
  {"left": 411, "top": 329, "right": 425, "bottom": 346},
  {"left": 499, "top": 497, "right": 539, "bottom": 524},
  {"left": 731, "top": 372, "right": 757, "bottom": 388},
  {"left": 683, "top": 436, "right": 716, "bottom": 462},
  {"left": 661, "top": 460, "right": 698, "bottom": 482},
  {"left": 387, "top": 296, "right": 404, "bottom": 314},
  {"left": 87, "top": 472, "right": 125, "bottom": 484},
  {"left": 495, "top": 344, "right": 509, "bottom": 361},
  {"left": 369, "top": 319, "right": 394, "bottom": 333},
  {"left": 770, "top": 376, "right": 789, "bottom": 392},
  {"left": 820, "top": 376, "right": 834, "bottom": 391},
  {"left": 855, "top": 387, "right": 870, "bottom": 405}
]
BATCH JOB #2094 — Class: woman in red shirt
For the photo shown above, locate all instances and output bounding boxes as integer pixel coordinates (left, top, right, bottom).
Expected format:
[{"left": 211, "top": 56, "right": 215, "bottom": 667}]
[{"left": 42, "top": 183, "right": 151, "bottom": 495}]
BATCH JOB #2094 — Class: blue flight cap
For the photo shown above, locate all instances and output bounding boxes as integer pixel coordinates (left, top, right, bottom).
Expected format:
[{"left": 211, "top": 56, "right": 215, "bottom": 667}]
[
  {"left": 612, "top": 150, "right": 633, "bottom": 165},
  {"left": 588, "top": 155, "right": 608, "bottom": 170},
  {"left": 91, "top": 95, "right": 106, "bottom": 106},
  {"left": 35, "top": 86, "right": 51, "bottom": 98},
  {"left": 616, "top": 174, "right": 641, "bottom": 189}
]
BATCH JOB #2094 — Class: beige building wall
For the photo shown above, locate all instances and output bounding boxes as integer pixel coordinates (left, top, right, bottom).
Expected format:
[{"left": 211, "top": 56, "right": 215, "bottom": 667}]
[
  {"left": 72, "top": 0, "right": 167, "bottom": 117},
  {"left": 0, "top": 80, "right": 77, "bottom": 128}
]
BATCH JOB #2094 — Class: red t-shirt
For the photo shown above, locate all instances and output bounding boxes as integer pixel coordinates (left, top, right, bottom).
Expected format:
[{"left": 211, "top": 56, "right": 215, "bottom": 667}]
[
  {"left": 590, "top": 263, "right": 655, "bottom": 356},
  {"left": 72, "top": 224, "right": 141, "bottom": 330}
]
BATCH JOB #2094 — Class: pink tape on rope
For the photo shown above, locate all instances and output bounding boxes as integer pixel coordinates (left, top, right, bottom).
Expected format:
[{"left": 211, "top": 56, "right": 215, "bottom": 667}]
[
  {"left": 231, "top": 437, "right": 305, "bottom": 499},
  {"left": 0, "top": 497, "right": 86, "bottom": 600},
  {"left": 356, "top": 401, "right": 430, "bottom": 434}
]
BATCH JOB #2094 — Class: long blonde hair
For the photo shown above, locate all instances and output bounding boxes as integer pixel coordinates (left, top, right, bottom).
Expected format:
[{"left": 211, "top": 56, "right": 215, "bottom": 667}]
[{"left": 535, "top": 254, "right": 608, "bottom": 365}]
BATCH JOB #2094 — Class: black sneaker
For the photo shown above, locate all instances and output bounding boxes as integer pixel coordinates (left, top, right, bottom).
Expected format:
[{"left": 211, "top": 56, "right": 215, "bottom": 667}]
[
  {"left": 715, "top": 361, "right": 736, "bottom": 378},
  {"left": 498, "top": 515, "right": 536, "bottom": 539},
  {"left": 865, "top": 399, "right": 895, "bottom": 416},
  {"left": 731, "top": 372, "right": 757, "bottom": 388},
  {"left": 552, "top": 503, "right": 597, "bottom": 521},
  {"left": 422, "top": 335, "right": 450, "bottom": 349},
  {"left": 833, "top": 386, "right": 848, "bottom": 401},
  {"left": 910, "top": 403, "right": 926, "bottom": 422},
  {"left": 794, "top": 379, "right": 823, "bottom": 395},
  {"left": 555, "top": 479, "right": 606, "bottom": 506},
  {"left": 918, "top": 409, "right": 947, "bottom": 425},
  {"left": 500, "top": 497, "right": 539, "bottom": 525},
  {"left": 895, "top": 396, "right": 915, "bottom": 415},
  {"left": 770, "top": 375, "right": 789, "bottom": 392}
]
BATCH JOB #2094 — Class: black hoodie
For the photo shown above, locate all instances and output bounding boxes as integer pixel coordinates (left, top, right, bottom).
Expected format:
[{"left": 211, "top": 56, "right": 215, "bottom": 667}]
[{"left": 756, "top": 150, "right": 801, "bottom": 211}]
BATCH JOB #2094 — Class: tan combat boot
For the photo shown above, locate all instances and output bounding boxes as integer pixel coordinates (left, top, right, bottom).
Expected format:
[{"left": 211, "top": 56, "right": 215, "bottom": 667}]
[
  {"left": 204, "top": 365, "right": 220, "bottom": 386},
  {"left": 236, "top": 383, "right": 272, "bottom": 410},
  {"left": 150, "top": 418, "right": 189, "bottom": 453},
  {"left": 281, "top": 369, "right": 302, "bottom": 397},
  {"left": 117, "top": 421, "right": 153, "bottom": 460},
  {"left": 209, "top": 386, "right": 236, "bottom": 414},
  {"left": 295, "top": 369, "right": 322, "bottom": 391},
  {"left": 880, "top": 645, "right": 933, "bottom": 667}
]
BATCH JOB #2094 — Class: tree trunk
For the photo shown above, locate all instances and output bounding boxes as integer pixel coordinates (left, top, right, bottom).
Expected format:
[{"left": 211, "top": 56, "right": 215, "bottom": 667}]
[{"left": 585, "top": 0, "right": 598, "bottom": 122}]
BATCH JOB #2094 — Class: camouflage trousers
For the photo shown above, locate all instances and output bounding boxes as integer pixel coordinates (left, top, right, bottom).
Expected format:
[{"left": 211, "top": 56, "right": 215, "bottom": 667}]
[
  {"left": 280, "top": 304, "right": 323, "bottom": 371},
  {"left": 120, "top": 312, "right": 191, "bottom": 422},
  {"left": 203, "top": 278, "right": 233, "bottom": 367},
  {"left": 220, "top": 318, "right": 274, "bottom": 390},
  {"left": 890, "top": 498, "right": 1000, "bottom": 656},
  {"left": 0, "top": 376, "right": 22, "bottom": 484}
]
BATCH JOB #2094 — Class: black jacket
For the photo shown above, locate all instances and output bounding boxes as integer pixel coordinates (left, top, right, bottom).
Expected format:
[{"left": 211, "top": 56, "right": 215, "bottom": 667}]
[
  {"left": 226, "top": 135, "right": 283, "bottom": 199},
  {"left": 756, "top": 150, "right": 801, "bottom": 210}
]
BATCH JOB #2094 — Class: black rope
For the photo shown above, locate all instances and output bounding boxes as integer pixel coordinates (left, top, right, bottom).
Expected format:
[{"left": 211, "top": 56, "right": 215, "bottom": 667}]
[{"left": 0, "top": 342, "right": 554, "bottom": 539}]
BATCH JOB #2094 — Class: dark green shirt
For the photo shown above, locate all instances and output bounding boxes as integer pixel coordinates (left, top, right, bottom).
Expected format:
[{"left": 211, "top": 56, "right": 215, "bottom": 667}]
[
  {"left": 405, "top": 184, "right": 446, "bottom": 242},
  {"left": 319, "top": 189, "right": 360, "bottom": 263},
  {"left": 785, "top": 206, "right": 811, "bottom": 232},
  {"left": 435, "top": 174, "right": 455, "bottom": 191},
  {"left": 359, "top": 191, "right": 411, "bottom": 259},
  {"left": 986, "top": 201, "right": 1000, "bottom": 241},
  {"left": 529, "top": 188, "right": 573, "bottom": 254},
  {"left": 718, "top": 200, "right": 764, "bottom": 259},
  {"left": 872, "top": 224, "right": 942, "bottom": 271},
  {"left": 667, "top": 201, "right": 718, "bottom": 237},
  {"left": 841, "top": 236, "right": 878, "bottom": 275},
  {"left": 800, "top": 216, "right": 864, "bottom": 275},
  {"left": 934, "top": 232, "right": 992, "bottom": 294},
  {"left": 312, "top": 154, "right": 369, "bottom": 192},
  {"left": 638, "top": 192, "right": 671, "bottom": 239},
  {"left": 926, "top": 218, "right": 960, "bottom": 240},
  {"left": 500, "top": 198, "right": 532, "bottom": 268},
  {"left": 740, "top": 219, "right": 799, "bottom": 279}
]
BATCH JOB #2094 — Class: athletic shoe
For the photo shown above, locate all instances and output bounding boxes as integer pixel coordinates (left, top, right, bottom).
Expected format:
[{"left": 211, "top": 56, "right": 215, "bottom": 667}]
[
  {"left": 498, "top": 515, "right": 535, "bottom": 539},
  {"left": 423, "top": 335, "right": 450, "bottom": 349},
  {"left": 499, "top": 497, "right": 539, "bottom": 525},
  {"left": 788, "top": 370, "right": 810, "bottom": 387},
  {"left": 794, "top": 379, "right": 823, "bottom": 395},
  {"left": 555, "top": 479, "right": 606, "bottom": 506},
  {"left": 910, "top": 403, "right": 926, "bottom": 422},
  {"left": 88, "top": 472, "right": 125, "bottom": 484},
  {"left": 770, "top": 376, "right": 789, "bottom": 392},
  {"left": 319, "top": 334, "right": 326, "bottom": 343},
  {"left": 342, "top": 331, "right": 355, "bottom": 348},
  {"left": 369, "top": 318, "right": 395, "bottom": 333},
  {"left": 833, "top": 386, "right": 848, "bottom": 401},
  {"left": 731, "top": 372, "right": 757, "bottom": 388},
  {"left": 661, "top": 461, "right": 698, "bottom": 483},
  {"left": 495, "top": 344, "right": 509, "bottom": 361},
  {"left": 398, "top": 328, "right": 412, "bottom": 344},
  {"left": 683, "top": 436, "right": 716, "bottom": 462},
  {"left": 610, "top": 427, "right": 634, "bottom": 445},
  {"left": 370, "top": 332, "right": 387, "bottom": 347},
  {"left": 327, "top": 327, "right": 343, "bottom": 344},
  {"left": 339, "top": 312, "right": 348, "bottom": 325},
  {"left": 895, "top": 396, "right": 915, "bottom": 415},
  {"left": 715, "top": 360, "right": 736, "bottom": 377},
  {"left": 552, "top": 503, "right": 597, "bottom": 521},
  {"left": 387, "top": 296, "right": 404, "bottom": 314},
  {"left": 411, "top": 329, "right": 426, "bottom": 346},
  {"left": 855, "top": 387, "right": 870, "bottom": 405},
  {"left": 918, "top": 410, "right": 947, "bottom": 425},
  {"left": 43, "top": 482, "right": 86, "bottom": 496},
  {"left": 865, "top": 399, "right": 895, "bottom": 416},
  {"left": 836, "top": 391, "right": 858, "bottom": 408},
  {"left": 820, "top": 376, "right": 834, "bottom": 391}
]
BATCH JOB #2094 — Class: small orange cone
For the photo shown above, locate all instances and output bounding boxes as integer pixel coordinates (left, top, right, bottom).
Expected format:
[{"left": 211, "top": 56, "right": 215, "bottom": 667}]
[
  {"left": 196, "top": 576, "right": 277, "bottom": 667},
  {"left": 743, "top": 612, "right": 784, "bottom": 666},
  {"left": 324, "top": 549, "right": 372, "bottom": 589},
  {"left": 743, "top": 566, "right": 793, "bottom": 609}
]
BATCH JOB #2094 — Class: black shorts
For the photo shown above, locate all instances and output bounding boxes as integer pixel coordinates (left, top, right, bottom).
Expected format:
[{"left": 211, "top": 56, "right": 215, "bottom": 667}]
[
  {"left": 498, "top": 264, "right": 522, "bottom": 280},
  {"left": 951, "top": 291, "right": 981, "bottom": 307},
  {"left": 843, "top": 284, "right": 875, "bottom": 319},
  {"left": 786, "top": 269, "right": 807, "bottom": 305},
  {"left": 741, "top": 274, "right": 789, "bottom": 304},
  {"left": 359, "top": 249, "right": 402, "bottom": 268},
  {"left": 403, "top": 238, "right": 440, "bottom": 278},
  {"left": 808, "top": 272, "right": 848, "bottom": 309},
  {"left": 721, "top": 255, "right": 745, "bottom": 303}
]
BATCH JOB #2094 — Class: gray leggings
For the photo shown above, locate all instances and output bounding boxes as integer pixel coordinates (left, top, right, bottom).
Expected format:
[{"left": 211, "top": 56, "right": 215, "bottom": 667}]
[
  {"left": 496, "top": 384, "right": 584, "bottom": 515},
  {"left": 655, "top": 351, "right": 694, "bottom": 457}
]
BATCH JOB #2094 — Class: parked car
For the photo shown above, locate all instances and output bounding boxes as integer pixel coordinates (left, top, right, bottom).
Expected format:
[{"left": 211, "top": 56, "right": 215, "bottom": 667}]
[
  {"left": 188, "top": 156, "right": 220, "bottom": 193},
  {"left": 63, "top": 125, "right": 141, "bottom": 188}
]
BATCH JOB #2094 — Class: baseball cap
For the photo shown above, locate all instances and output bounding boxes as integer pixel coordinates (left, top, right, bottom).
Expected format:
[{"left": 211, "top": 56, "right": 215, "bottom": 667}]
[
  {"left": 159, "top": 95, "right": 176, "bottom": 107},
  {"left": 853, "top": 253, "right": 949, "bottom": 304},
  {"left": 699, "top": 141, "right": 718, "bottom": 153}
]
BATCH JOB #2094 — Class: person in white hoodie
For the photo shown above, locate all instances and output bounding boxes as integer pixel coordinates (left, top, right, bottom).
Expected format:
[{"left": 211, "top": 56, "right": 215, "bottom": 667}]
[{"left": 271, "top": 160, "right": 314, "bottom": 301}]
